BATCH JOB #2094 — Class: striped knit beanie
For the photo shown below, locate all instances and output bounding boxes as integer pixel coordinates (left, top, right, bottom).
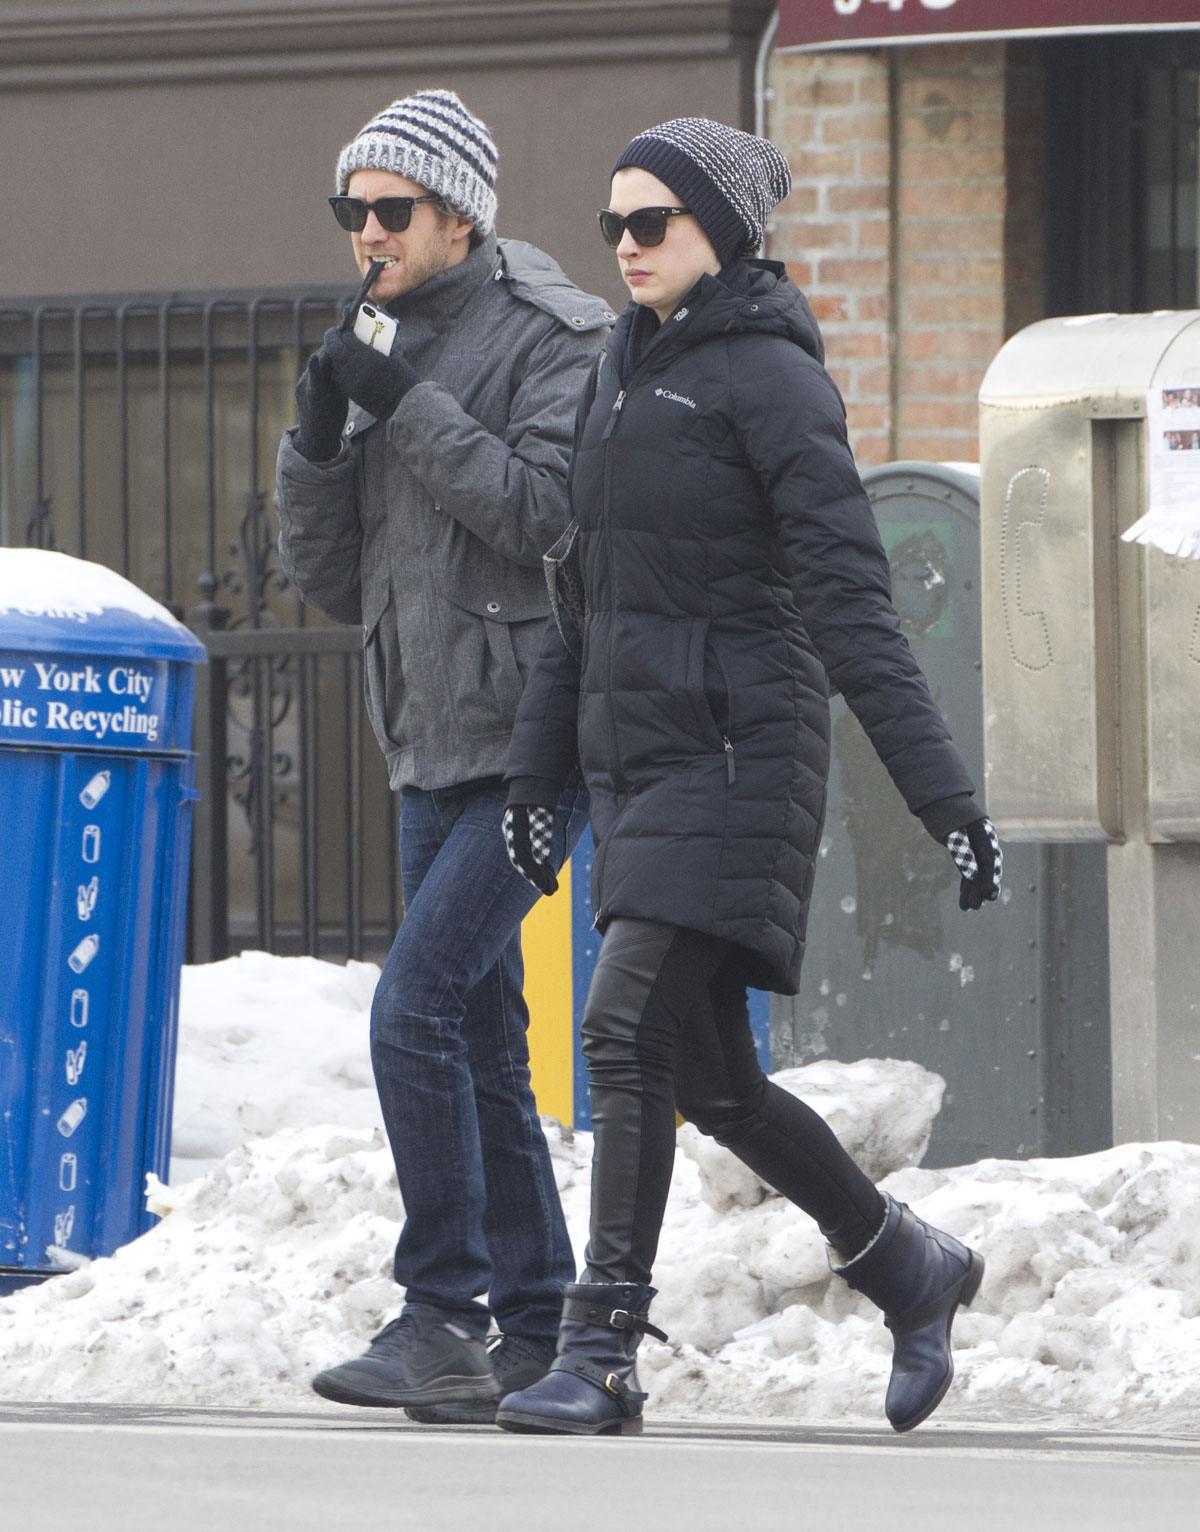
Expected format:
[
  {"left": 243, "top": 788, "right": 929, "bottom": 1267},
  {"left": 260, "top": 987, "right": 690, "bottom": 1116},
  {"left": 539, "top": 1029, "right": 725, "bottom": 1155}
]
[
  {"left": 613, "top": 118, "right": 791, "bottom": 264},
  {"left": 335, "top": 89, "right": 498, "bottom": 232}
]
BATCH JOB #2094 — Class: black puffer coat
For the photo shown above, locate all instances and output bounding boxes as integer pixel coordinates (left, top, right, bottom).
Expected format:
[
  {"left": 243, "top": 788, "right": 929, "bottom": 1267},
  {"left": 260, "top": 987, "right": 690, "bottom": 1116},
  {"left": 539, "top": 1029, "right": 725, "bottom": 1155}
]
[{"left": 506, "top": 260, "right": 975, "bottom": 994}]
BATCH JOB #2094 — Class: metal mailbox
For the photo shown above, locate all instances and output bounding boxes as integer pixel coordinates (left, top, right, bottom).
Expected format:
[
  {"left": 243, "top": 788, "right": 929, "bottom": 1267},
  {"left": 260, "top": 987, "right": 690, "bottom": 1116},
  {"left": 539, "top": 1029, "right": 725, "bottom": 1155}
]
[
  {"left": 980, "top": 313, "right": 1200, "bottom": 1144},
  {"left": 0, "top": 550, "right": 204, "bottom": 1293},
  {"left": 979, "top": 310, "right": 1200, "bottom": 844}
]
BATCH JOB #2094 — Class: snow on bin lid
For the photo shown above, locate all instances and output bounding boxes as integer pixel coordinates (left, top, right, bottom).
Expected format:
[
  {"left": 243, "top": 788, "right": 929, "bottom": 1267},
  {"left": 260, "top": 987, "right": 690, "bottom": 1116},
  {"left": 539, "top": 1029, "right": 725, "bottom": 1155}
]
[{"left": 0, "top": 549, "right": 205, "bottom": 662}]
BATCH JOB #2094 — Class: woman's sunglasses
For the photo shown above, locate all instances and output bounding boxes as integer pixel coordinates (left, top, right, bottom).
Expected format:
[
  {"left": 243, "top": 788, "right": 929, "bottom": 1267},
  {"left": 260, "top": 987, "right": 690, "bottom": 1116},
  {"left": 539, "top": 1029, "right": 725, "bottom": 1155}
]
[
  {"left": 597, "top": 206, "right": 691, "bottom": 249},
  {"left": 329, "top": 195, "right": 442, "bottom": 233}
]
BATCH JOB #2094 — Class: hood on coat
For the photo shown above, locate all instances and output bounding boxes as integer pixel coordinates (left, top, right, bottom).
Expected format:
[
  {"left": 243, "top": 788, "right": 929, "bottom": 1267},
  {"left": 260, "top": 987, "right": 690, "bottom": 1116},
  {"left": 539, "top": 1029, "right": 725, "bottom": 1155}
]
[{"left": 607, "top": 258, "right": 825, "bottom": 379}]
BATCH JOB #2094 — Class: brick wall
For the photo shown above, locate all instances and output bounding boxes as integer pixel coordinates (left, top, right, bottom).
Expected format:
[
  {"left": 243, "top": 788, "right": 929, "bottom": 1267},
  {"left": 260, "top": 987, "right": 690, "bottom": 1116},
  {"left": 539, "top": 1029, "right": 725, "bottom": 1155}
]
[
  {"left": 770, "top": 48, "right": 893, "bottom": 466},
  {"left": 1003, "top": 43, "right": 1047, "bottom": 341},
  {"left": 768, "top": 41, "right": 1044, "bottom": 465}
]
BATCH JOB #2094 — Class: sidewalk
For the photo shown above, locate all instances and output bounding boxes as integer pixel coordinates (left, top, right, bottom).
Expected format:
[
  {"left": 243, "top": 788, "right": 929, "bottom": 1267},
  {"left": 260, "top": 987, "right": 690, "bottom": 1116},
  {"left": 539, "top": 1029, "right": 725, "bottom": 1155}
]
[{"left": 5, "top": 1401, "right": 1199, "bottom": 1532}]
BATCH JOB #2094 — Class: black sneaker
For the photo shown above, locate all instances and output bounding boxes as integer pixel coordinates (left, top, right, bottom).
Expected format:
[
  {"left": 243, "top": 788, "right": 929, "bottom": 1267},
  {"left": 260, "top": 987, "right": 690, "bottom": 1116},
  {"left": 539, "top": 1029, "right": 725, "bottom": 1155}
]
[
  {"left": 311, "top": 1307, "right": 502, "bottom": 1410},
  {"left": 405, "top": 1334, "right": 556, "bottom": 1424}
]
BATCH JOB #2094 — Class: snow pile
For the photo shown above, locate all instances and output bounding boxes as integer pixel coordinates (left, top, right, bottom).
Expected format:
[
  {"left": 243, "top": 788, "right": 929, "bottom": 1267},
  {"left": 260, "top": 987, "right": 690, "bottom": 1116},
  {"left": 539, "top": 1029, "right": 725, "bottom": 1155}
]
[
  {"left": 675, "top": 1057, "right": 944, "bottom": 1215},
  {"left": 170, "top": 954, "right": 384, "bottom": 1182},
  {"left": 3, "top": 951, "right": 1200, "bottom": 1428},
  {"left": 0, "top": 548, "right": 187, "bottom": 627},
  {"left": 0, "top": 1113, "right": 590, "bottom": 1409},
  {"left": 641, "top": 1140, "right": 1200, "bottom": 1428},
  {"left": 2, "top": 1128, "right": 398, "bottom": 1403}
]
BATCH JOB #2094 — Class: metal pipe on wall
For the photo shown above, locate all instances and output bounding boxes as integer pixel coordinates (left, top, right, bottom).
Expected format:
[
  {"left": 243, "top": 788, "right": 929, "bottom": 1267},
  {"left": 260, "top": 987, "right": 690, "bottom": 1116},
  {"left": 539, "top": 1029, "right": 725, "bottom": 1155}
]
[{"left": 754, "top": 6, "right": 779, "bottom": 140}]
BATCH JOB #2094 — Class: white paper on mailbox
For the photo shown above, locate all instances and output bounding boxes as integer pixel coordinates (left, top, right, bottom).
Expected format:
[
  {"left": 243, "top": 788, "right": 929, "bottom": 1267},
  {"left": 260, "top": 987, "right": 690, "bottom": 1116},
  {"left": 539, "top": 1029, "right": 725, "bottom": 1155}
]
[{"left": 1122, "top": 386, "right": 1200, "bottom": 559}]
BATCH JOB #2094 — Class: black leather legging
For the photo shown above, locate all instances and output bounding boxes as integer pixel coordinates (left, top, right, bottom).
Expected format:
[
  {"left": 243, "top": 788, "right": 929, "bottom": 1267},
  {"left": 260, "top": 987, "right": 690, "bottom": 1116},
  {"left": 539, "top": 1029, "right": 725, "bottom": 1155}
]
[{"left": 580, "top": 918, "right": 887, "bottom": 1285}]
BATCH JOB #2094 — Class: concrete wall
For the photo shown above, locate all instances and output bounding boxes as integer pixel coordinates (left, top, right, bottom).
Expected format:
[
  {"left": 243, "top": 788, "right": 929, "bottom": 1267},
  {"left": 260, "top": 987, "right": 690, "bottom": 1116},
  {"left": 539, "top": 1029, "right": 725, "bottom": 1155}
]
[{"left": 0, "top": 0, "right": 774, "bottom": 308}]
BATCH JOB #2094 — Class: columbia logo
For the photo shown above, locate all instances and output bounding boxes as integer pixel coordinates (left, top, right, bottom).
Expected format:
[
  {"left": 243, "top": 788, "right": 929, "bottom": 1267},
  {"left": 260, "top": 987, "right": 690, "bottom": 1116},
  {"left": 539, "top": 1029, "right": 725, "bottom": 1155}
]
[{"left": 654, "top": 388, "right": 696, "bottom": 410}]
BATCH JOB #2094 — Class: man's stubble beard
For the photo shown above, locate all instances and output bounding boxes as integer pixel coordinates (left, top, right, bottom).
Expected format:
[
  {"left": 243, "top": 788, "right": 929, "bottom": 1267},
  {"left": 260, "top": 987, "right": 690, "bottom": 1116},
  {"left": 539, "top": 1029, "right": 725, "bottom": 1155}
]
[{"left": 372, "top": 223, "right": 458, "bottom": 305}]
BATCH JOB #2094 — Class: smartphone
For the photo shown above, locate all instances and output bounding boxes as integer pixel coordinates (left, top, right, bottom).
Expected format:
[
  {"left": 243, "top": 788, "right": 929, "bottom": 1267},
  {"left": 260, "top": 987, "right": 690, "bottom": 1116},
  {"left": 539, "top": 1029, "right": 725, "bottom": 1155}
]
[{"left": 353, "top": 302, "right": 398, "bottom": 353}]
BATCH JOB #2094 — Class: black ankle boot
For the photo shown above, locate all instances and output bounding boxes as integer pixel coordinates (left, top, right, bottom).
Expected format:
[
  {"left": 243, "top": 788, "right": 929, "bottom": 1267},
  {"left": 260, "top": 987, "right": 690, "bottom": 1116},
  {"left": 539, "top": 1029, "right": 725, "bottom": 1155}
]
[
  {"left": 829, "top": 1193, "right": 984, "bottom": 1433},
  {"left": 495, "top": 1282, "right": 667, "bottom": 1436}
]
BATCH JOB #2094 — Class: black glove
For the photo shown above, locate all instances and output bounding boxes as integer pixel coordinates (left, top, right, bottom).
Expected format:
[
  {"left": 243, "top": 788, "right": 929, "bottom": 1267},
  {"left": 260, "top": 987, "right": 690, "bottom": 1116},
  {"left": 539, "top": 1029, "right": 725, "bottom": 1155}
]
[
  {"left": 293, "top": 338, "right": 348, "bottom": 462},
  {"left": 326, "top": 325, "right": 419, "bottom": 422},
  {"left": 503, "top": 806, "right": 558, "bottom": 896},
  {"left": 944, "top": 816, "right": 1003, "bottom": 911}
]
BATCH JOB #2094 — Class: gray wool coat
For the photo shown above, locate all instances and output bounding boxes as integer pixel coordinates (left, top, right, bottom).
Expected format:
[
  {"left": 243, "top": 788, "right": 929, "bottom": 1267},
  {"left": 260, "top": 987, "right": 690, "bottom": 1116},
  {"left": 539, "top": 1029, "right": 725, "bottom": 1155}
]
[{"left": 275, "top": 232, "right": 613, "bottom": 790}]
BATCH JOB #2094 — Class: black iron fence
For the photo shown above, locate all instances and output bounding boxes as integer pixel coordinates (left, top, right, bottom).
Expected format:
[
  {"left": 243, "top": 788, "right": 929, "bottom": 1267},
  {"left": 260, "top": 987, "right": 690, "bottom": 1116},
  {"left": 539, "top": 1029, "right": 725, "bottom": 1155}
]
[{"left": 1, "top": 288, "right": 401, "bottom": 962}]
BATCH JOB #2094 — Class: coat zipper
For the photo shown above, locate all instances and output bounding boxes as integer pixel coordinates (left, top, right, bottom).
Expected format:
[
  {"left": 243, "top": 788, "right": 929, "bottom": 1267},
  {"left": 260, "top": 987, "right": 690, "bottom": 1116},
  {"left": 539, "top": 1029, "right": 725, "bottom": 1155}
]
[
  {"left": 706, "top": 633, "right": 737, "bottom": 785},
  {"left": 600, "top": 405, "right": 628, "bottom": 795},
  {"left": 591, "top": 387, "right": 631, "bottom": 922},
  {"left": 601, "top": 388, "right": 625, "bottom": 441}
]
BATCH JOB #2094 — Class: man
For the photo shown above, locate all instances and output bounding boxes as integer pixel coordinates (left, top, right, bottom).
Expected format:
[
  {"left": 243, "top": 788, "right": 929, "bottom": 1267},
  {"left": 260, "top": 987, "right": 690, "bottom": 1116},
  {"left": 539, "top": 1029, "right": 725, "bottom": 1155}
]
[{"left": 275, "top": 88, "right": 611, "bottom": 1421}]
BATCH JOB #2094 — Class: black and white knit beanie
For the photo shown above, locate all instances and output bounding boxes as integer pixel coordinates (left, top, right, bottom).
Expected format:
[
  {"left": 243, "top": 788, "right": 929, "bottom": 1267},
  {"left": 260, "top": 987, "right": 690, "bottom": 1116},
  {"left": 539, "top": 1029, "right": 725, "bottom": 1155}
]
[
  {"left": 613, "top": 117, "right": 791, "bottom": 264},
  {"left": 335, "top": 88, "right": 498, "bottom": 233}
]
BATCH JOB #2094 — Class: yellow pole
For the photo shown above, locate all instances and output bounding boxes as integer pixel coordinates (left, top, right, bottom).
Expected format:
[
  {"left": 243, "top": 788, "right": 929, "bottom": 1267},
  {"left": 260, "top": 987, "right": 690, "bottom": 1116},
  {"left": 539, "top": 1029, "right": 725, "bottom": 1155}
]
[{"left": 520, "top": 859, "right": 575, "bottom": 1124}]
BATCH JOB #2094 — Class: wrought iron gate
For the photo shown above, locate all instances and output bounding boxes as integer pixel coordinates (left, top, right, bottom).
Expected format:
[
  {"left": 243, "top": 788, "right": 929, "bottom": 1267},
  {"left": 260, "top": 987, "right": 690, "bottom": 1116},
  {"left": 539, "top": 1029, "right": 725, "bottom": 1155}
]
[{"left": 0, "top": 288, "right": 401, "bottom": 962}]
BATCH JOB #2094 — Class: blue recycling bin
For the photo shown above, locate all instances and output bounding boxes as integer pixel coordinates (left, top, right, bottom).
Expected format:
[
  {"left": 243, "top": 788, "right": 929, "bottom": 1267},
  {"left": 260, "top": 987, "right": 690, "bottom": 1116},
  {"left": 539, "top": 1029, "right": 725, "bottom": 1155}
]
[{"left": 0, "top": 550, "right": 205, "bottom": 1294}]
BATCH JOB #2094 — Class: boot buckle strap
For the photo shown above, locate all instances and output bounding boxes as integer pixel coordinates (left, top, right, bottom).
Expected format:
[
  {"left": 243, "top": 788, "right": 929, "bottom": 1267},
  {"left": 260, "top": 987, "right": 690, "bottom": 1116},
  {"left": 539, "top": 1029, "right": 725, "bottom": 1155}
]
[
  {"left": 610, "top": 1308, "right": 671, "bottom": 1343},
  {"left": 561, "top": 1297, "right": 669, "bottom": 1344},
  {"left": 603, "top": 1369, "right": 649, "bottom": 1406},
  {"left": 549, "top": 1355, "right": 647, "bottom": 1411}
]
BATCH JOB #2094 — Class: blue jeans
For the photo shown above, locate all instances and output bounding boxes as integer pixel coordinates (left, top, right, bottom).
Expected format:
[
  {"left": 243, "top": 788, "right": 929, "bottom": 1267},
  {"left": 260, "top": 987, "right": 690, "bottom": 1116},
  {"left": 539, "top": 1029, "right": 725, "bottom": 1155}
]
[{"left": 370, "top": 773, "right": 587, "bottom": 1346}]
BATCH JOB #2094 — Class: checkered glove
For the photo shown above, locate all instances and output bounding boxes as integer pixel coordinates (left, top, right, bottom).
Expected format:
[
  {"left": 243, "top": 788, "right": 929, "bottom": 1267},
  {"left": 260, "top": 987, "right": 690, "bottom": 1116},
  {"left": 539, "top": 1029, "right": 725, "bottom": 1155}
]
[
  {"left": 944, "top": 816, "right": 1003, "bottom": 911},
  {"left": 503, "top": 806, "right": 559, "bottom": 896}
]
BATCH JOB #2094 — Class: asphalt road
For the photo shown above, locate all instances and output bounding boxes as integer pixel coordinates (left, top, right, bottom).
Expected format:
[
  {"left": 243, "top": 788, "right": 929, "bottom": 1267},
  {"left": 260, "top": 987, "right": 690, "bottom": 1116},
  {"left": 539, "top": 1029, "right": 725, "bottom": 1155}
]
[{"left": 3, "top": 1402, "right": 1198, "bottom": 1532}]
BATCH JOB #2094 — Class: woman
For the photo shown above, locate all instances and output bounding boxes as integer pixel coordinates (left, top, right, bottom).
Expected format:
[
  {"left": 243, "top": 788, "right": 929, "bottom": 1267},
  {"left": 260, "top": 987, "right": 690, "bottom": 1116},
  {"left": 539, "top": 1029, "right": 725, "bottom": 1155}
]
[{"left": 498, "top": 118, "right": 1001, "bottom": 1437}]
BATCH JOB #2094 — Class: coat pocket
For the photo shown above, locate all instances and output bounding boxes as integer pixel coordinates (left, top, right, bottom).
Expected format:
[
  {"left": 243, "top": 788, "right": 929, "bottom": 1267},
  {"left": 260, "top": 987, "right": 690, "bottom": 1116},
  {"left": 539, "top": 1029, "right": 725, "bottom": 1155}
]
[
  {"left": 606, "top": 614, "right": 726, "bottom": 775},
  {"left": 442, "top": 586, "right": 550, "bottom": 734},
  {"left": 685, "top": 619, "right": 729, "bottom": 751},
  {"left": 361, "top": 579, "right": 402, "bottom": 753}
]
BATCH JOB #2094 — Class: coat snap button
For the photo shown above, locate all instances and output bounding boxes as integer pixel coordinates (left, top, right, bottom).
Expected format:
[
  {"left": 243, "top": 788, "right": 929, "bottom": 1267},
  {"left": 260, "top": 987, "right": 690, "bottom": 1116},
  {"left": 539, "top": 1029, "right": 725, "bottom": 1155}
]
[
  {"left": 572, "top": 316, "right": 584, "bottom": 325},
  {"left": 486, "top": 600, "right": 501, "bottom": 614},
  {"left": 344, "top": 421, "right": 354, "bottom": 435}
]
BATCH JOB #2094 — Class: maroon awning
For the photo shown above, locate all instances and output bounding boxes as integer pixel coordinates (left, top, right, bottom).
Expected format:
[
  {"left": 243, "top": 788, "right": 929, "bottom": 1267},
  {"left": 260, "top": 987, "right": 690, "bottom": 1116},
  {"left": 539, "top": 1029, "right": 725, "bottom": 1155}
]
[{"left": 778, "top": 1, "right": 1200, "bottom": 51}]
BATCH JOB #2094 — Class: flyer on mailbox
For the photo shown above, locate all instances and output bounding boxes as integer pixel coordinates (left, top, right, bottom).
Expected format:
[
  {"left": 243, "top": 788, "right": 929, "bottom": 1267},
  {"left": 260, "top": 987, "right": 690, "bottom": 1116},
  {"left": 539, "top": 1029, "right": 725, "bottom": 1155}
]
[{"left": 1122, "top": 386, "right": 1200, "bottom": 559}]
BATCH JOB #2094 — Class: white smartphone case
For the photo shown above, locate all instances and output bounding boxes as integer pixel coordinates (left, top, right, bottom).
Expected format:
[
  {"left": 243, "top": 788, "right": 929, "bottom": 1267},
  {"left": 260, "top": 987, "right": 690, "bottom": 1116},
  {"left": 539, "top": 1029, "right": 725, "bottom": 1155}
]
[{"left": 353, "top": 302, "right": 398, "bottom": 353}]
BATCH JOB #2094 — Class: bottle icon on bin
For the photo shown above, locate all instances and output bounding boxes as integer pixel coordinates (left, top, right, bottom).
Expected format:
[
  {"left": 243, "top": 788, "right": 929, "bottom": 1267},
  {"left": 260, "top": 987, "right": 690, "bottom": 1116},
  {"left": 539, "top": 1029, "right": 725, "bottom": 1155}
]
[
  {"left": 76, "top": 875, "right": 99, "bottom": 922},
  {"left": 54, "top": 1206, "right": 75, "bottom": 1247},
  {"left": 70, "top": 989, "right": 89, "bottom": 1028},
  {"left": 57, "top": 1098, "right": 87, "bottom": 1137},
  {"left": 68, "top": 933, "right": 99, "bottom": 974},
  {"left": 66, "top": 1040, "right": 87, "bottom": 1087},
  {"left": 79, "top": 770, "right": 111, "bottom": 810}
]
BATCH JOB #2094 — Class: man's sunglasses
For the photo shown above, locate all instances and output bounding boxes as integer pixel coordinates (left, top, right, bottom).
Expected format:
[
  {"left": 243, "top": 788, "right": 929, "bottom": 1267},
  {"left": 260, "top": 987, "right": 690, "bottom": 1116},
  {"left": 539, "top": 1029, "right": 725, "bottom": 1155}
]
[
  {"left": 329, "top": 195, "right": 442, "bottom": 233},
  {"left": 597, "top": 206, "right": 691, "bottom": 248}
]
